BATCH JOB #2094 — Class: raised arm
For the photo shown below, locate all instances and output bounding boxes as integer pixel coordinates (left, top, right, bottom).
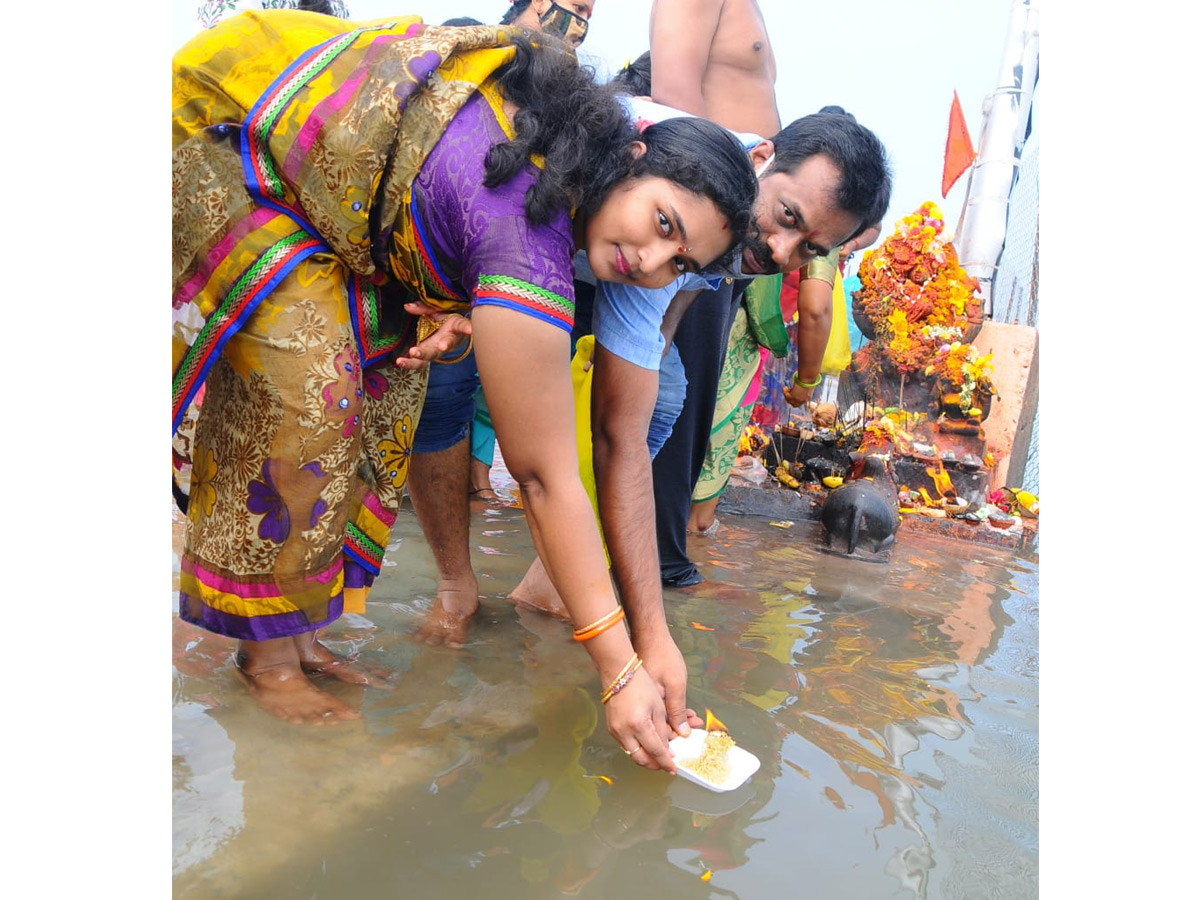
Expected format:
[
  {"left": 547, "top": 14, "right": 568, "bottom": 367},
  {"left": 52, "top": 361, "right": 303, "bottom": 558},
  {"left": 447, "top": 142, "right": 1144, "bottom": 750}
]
[{"left": 649, "top": 0, "right": 724, "bottom": 118}]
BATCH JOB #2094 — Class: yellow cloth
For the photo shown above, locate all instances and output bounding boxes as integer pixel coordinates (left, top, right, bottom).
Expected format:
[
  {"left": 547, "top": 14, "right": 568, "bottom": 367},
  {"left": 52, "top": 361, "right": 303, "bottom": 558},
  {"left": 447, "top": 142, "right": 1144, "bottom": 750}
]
[
  {"left": 570, "top": 336, "right": 609, "bottom": 564},
  {"left": 820, "top": 269, "right": 852, "bottom": 375}
]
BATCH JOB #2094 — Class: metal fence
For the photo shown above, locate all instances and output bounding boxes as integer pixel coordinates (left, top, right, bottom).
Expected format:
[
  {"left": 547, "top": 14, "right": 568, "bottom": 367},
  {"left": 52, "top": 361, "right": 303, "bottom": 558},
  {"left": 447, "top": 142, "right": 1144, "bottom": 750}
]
[{"left": 989, "top": 113, "right": 1039, "bottom": 496}]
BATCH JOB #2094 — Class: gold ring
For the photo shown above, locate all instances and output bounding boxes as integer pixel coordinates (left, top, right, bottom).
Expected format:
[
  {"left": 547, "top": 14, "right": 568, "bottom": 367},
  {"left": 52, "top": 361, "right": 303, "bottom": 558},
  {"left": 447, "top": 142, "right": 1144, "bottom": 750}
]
[{"left": 622, "top": 745, "right": 639, "bottom": 756}]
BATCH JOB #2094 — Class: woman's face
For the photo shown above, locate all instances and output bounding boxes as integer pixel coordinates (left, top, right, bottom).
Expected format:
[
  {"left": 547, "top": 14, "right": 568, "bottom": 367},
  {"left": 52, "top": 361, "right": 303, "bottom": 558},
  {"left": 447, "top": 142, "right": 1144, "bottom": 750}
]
[{"left": 582, "top": 175, "right": 734, "bottom": 290}]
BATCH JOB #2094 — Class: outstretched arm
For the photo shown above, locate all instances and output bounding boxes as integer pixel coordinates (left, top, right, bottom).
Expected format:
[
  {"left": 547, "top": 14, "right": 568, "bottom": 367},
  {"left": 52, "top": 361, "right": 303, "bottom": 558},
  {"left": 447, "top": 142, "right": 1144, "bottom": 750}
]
[
  {"left": 468, "top": 304, "right": 679, "bottom": 772},
  {"left": 590, "top": 342, "right": 701, "bottom": 738},
  {"left": 590, "top": 282, "right": 707, "bottom": 737},
  {"left": 649, "top": 0, "right": 723, "bottom": 117}
]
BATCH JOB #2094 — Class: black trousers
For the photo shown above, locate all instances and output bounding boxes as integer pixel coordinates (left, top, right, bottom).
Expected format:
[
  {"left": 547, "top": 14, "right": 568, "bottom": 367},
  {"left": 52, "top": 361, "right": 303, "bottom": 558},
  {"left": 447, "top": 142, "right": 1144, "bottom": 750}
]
[{"left": 652, "top": 278, "right": 747, "bottom": 584}]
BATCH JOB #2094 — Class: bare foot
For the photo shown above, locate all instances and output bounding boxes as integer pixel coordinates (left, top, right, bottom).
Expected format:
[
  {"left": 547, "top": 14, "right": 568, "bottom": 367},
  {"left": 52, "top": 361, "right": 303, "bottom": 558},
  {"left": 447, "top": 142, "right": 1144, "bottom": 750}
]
[
  {"left": 508, "top": 557, "right": 571, "bottom": 621},
  {"left": 468, "top": 487, "right": 501, "bottom": 503},
  {"left": 293, "top": 633, "right": 394, "bottom": 688},
  {"left": 417, "top": 587, "right": 480, "bottom": 649},
  {"left": 687, "top": 497, "right": 720, "bottom": 535},
  {"left": 234, "top": 644, "right": 361, "bottom": 726}
]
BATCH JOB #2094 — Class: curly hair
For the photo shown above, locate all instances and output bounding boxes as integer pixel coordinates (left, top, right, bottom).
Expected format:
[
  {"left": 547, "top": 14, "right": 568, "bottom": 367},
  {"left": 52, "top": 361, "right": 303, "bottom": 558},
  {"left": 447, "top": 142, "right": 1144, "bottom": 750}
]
[{"left": 484, "top": 35, "right": 756, "bottom": 251}]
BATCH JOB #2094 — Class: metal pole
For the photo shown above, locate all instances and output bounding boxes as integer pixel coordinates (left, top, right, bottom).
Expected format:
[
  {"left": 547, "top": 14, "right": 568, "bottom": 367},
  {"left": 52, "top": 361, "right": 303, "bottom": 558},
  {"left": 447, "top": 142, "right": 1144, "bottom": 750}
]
[{"left": 955, "top": 0, "right": 1040, "bottom": 319}]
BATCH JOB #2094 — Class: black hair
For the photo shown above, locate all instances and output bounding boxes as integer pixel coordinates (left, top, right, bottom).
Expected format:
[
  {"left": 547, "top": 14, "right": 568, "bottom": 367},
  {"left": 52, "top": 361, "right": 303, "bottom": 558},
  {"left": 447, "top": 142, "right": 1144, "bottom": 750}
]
[
  {"left": 484, "top": 34, "right": 757, "bottom": 251},
  {"left": 767, "top": 113, "right": 892, "bottom": 241},
  {"left": 611, "top": 51, "right": 652, "bottom": 97},
  {"left": 297, "top": 0, "right": 347, "bottom": 16},
  {"left": 500, "top": 0, "right": 533, "bottom": 25},
  {"left": 622, "top": 117, "right": 756, "bottom": 252},
  {"left": 442, "top": 16, "right": 485, "bottom": 26},
  {"left": 817, "top": 104, "right": 852, "bottom": 119}
]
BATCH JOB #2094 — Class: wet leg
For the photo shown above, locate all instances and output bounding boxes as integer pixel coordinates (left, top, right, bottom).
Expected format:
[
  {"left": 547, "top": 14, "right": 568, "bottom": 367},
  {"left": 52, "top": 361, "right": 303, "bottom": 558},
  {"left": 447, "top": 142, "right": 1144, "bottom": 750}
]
[
  {"left": 508, "top": 555, "right": 571, "bottom": 621},
  {"left": 293, "top": 631, "right": 393, "bottom": 688},
  {"left": 234, "top": 636, "right": 361, "bottom": 725},
  {"left": 686, "top": 497, "right": 721, "bottom": 536},
  {"left": 408, "top": 438, "right": 480, "bottom": 648},
  {"left": 468, "top": 456, "right": 499, "bottom": 503}
]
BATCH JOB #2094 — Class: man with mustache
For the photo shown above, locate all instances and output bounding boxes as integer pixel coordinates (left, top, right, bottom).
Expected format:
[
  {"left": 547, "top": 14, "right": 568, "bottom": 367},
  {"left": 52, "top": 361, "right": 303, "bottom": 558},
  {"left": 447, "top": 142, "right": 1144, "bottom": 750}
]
[{"left": 510, "top": 106, "right": 892, "bottom": 734}]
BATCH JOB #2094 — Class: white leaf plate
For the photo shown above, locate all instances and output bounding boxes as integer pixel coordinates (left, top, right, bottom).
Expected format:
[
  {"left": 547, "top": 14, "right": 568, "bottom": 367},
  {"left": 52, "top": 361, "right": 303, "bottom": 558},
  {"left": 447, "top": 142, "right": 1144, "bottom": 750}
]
[{"left": 669, "top": 729, "right": 761, "bottom": 792}]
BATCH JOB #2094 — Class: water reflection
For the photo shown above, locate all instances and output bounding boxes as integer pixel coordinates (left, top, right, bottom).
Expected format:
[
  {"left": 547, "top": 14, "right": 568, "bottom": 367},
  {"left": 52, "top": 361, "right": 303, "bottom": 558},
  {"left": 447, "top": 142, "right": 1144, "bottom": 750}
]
[{"left": 172, "top": 501, "right": 1037, "bottom": 899}]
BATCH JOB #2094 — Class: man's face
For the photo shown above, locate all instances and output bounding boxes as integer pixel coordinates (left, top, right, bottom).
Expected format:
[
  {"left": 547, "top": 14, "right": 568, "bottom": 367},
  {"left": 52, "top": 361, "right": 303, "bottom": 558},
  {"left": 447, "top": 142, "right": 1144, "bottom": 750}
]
[
  {"left": 738, "top": 148, "right": 862, "bottom": 276},
  {"left": 520, "top": 0, "right": 595, "bottom": 48}
]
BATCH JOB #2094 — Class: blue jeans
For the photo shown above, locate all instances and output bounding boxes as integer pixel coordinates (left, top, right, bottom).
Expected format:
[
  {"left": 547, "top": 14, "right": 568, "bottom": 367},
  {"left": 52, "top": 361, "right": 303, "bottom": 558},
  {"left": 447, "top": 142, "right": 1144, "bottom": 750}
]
[
  {"left": 648, "top": 342, "right": 686, "bottom": 460},
  {"left": 411, "top": 349, "right": 479, "bottom": 454}
]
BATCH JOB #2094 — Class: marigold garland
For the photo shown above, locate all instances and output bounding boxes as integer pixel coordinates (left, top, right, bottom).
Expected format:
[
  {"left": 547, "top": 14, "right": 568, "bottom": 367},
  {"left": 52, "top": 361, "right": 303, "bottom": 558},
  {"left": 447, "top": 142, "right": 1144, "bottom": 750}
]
[{"left": 853, "top": 202, "right": 992, "bottom": 409}]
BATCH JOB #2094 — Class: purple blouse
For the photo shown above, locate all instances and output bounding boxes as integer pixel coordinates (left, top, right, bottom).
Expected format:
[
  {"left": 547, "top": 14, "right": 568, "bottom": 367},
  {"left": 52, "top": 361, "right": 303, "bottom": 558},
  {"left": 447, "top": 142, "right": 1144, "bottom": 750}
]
[{"left": 410, "top": 91, "right": 577, "bottom": 332}]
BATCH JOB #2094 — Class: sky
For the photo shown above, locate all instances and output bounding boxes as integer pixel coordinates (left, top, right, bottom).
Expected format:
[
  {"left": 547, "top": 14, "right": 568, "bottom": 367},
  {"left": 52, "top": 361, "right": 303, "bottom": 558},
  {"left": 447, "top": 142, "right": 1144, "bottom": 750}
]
[{"left": 170, "top": 0, "right": 1031, "bottom": 249}]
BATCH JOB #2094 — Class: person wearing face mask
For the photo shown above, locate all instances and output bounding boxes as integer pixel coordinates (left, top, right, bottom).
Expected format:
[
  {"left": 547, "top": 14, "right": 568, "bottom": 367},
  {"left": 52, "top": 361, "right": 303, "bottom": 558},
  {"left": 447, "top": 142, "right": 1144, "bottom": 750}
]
[
  {"left": 172, "top": 11, "right": 757, "bottom": 768},
  {"left": 502, "top": 0, "right": 594, "bottom": 47}
]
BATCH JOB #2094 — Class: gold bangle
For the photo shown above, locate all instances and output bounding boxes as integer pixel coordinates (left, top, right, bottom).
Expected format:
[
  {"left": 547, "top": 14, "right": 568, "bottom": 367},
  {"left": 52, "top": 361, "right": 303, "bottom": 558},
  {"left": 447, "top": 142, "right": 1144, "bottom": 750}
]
[
  {"left": 600, "top": 654, "right": 643, "bottom": 704},
  {"left": 603, "top": 654, "right": 639, "bottom": 698},
  {"left": 433, "top": 332, "right": 473, "bottom": 365},
  {"left": 793, "top": 371, "right": 822, "bottom": 389},
  {"left": 573, "top": 607, "right": 626, "bottom": 642}
]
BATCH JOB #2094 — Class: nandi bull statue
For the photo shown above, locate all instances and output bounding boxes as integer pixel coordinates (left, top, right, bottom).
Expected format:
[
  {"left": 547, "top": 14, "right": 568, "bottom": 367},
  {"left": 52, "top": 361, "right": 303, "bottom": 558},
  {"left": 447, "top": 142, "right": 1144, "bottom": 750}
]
[{"left": 819, "top": 453, "right": 901, "bottom": 560}]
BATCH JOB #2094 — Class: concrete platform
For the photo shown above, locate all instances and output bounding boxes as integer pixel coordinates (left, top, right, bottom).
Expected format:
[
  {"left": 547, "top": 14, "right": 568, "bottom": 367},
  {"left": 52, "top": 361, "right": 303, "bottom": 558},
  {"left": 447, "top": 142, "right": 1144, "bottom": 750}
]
[{"left": 716, "top": 480, "right": 1037, "bottom": 552}]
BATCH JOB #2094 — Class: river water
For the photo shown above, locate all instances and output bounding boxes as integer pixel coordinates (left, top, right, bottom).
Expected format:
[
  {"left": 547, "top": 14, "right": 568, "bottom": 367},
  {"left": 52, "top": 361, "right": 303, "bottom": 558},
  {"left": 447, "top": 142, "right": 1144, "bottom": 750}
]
[{"left": 172, "top": 479, "right": 1038, "bottom": 899}]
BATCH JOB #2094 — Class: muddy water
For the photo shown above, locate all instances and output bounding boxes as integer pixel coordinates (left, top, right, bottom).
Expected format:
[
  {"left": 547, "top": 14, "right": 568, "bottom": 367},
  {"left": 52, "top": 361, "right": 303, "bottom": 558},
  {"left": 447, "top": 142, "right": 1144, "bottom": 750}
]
[{"left": 172, "top": 483, "right": 1038, "bottom": 899}]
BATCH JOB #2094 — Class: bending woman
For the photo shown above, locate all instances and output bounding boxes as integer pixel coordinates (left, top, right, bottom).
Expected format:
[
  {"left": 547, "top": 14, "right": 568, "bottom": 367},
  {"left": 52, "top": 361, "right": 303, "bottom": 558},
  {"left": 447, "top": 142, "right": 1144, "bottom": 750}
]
[{"left": 171, "top": 11, "right": 756, "bottom": 772}]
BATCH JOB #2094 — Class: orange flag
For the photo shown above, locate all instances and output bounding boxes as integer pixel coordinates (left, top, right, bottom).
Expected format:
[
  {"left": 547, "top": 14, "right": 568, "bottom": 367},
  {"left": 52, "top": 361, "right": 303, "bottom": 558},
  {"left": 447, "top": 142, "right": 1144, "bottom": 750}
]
[{"left": 942, "top": 90, "right": 976, "bottom": 198}]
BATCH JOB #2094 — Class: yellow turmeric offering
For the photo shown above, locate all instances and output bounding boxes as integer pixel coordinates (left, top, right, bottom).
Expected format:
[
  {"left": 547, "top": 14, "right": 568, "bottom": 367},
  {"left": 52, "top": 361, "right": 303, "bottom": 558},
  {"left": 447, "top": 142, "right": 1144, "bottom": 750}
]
[{"left": 679, "top": 730, "right": 736, "bottom": 784}]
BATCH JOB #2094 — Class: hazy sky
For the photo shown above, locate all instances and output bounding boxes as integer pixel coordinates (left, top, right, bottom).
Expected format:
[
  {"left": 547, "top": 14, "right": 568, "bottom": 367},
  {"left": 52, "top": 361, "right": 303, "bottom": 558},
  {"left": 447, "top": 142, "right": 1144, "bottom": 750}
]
[{"left": 171, "top": 0, "right": 1036, "bottom": 245}]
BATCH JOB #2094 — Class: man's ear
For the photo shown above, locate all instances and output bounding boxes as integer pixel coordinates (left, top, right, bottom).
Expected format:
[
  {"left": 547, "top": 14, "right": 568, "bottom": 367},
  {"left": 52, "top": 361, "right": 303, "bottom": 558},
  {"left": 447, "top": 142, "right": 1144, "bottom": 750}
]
[{"left": 748, "top": 140, "right": 775, "bottom": 174}]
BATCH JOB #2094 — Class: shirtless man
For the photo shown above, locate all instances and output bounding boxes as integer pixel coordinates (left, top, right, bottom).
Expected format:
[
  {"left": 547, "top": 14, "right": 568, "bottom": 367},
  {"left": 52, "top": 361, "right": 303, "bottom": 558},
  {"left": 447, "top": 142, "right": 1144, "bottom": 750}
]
[
  {"left": 647, "top": 0, "right": 784, "bottom": 586},
  {"left": 649, "top": 0, "right": 780, "bottom": 137}
]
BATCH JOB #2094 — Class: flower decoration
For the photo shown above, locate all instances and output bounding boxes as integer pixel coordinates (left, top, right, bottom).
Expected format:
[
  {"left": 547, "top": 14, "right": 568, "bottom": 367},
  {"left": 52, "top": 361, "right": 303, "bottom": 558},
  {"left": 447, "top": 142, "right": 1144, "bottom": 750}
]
[
  {"left": 247, "top": 460, "right": 290, "bottom": 543},
  {"left": 924, "top": 342, "right": 995, "bottom": 412},
  {"left": 852, "top": 201, "right": 984, "bottom": 377}
]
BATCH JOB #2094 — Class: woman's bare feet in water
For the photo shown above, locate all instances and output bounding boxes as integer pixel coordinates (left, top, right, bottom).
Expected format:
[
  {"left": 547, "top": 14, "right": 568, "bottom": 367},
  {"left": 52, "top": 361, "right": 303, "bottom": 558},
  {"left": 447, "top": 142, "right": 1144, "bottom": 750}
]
[
  {"left": 687, "top": 497, "right": 721, "bottom": 536},
  {"left": 417, "top": 579, "right": 480, "bottom": 649},
  {"left": 235, "top": 637, "right": 361, "bottom": 726},
  {"left": 293, "top": 632, "right": 394, "bottom": 688},
  {"left": 508, "top": 556, "right": 570, "bottom": 621}
]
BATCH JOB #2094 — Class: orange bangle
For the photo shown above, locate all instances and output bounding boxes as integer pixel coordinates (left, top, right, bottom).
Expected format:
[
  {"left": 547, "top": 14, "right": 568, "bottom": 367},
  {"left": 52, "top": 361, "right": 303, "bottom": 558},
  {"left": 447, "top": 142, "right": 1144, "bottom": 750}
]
[
  {"left": 572, "top": 607, "right": 626, "bottom": 642},
  {"left": 600, "top": 654, "right": 643, "bottom": 704}
]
